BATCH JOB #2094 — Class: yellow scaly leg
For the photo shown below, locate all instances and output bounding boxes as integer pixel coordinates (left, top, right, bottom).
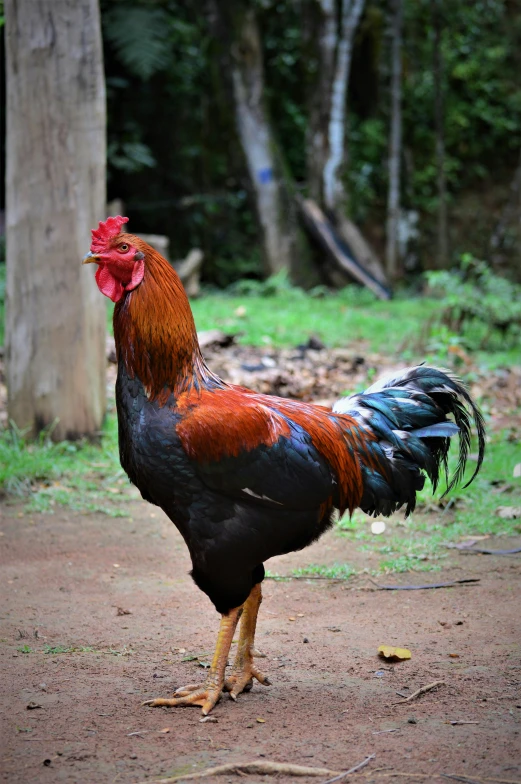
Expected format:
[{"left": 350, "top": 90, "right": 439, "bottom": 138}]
[
  {"left": 224, "top": 583, "right": 270, "bottom": 700},
  {"left": 143, "top": 605, "right": 241, "bottom": 716}
]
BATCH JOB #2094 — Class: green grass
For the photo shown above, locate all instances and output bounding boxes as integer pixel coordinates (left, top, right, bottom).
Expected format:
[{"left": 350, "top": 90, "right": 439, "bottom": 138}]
[
  {"left": 14, "top": 644, "right": 135, "bottom": 656},
  {"left": 291, "top": 562, "right": 357, "bottom": 579},
  {"left": 0, "top": 415, "right": 137, "bottom": 515},
  {"left": 190, "top": 289, "right": 440, "bottom": 352}
]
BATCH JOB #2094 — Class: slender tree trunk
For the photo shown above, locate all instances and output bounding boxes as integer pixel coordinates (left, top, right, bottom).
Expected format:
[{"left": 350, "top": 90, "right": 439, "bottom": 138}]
[
  {"left": 306, "top": 0, "right": 337, "bottom": 203},
  {"left": 5, "top": 0, "right": 107, "bottom": 440},
  {"left": 490, "top": 148, "right": 521, "bottom": 270},
  {"left": 209, "top": 0, "right": 310, "bottom": 282},
  {"left": 322, "top": 0, "right": 366, "bottom": 213},
  {"left": 386, "top": 0, "right": 403, "bottom": 281},
  {"left": 305, "top": 0, "right": 387, "bottom": 288},
  {"left": 433, "top": 0, "right": 449, "bottom": 268}
]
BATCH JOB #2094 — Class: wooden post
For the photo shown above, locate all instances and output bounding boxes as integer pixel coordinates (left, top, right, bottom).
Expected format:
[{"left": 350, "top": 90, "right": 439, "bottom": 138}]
[{"left": 5, "top": 0, "right": 107, "bottom": 440}]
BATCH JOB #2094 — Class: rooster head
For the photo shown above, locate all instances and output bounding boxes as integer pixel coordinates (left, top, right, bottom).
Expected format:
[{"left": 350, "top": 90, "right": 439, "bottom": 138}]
[{"left": 83, "top": 216, "right": 145, "bottom": 303}]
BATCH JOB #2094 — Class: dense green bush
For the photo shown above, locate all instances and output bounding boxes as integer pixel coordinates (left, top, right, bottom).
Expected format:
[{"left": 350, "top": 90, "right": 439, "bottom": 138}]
[{"left": 426, "top": 255, "right": 521, "bottom": 349}]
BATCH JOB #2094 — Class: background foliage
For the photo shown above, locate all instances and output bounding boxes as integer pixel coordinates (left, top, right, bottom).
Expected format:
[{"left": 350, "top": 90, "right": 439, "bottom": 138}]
[{"left": 96, "top": 0, "right": 521, "bottom": 285}]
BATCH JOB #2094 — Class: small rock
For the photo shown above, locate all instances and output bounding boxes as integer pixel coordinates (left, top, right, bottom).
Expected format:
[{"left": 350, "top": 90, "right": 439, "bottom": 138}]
[
  {"left": 303, "top": 637, "right": 309, "bottom": 643},
  {"left": 407, "top": 717, "right": 417, "bottom": 724}
]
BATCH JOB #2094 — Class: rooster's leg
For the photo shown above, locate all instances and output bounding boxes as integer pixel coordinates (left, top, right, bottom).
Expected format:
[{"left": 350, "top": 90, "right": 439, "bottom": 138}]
[
  {"left": 224, "top": 583, "right": 270, "bottom": 699},
  {"left": 142, "top": 606, "right": 241, "bottom": 715}
]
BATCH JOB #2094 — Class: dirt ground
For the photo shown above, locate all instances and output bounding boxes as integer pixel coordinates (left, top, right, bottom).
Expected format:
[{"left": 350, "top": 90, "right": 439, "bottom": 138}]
[{"left": 1, "top": 498, "right": 520, "bottom": 784}]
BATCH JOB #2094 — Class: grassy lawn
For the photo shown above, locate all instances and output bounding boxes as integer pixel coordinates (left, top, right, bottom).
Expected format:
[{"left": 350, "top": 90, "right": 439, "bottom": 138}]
[
  {"left": 190, "top": 289, "right": 439, "bottom": 352},
  {"left": 1, "top": 286, "right": 520, "bottom": 575}
]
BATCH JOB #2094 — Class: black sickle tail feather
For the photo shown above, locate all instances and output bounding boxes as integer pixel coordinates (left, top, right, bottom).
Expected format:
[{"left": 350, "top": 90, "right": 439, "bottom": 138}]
[{"left": 333, "top": 366, "right": 486, "bottom": 517}]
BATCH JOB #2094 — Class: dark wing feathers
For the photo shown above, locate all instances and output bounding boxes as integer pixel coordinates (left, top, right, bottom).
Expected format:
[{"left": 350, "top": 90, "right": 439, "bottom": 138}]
[
  {"left": 333, "top": 365, "right": 485, "bottom": 516},
  {"left": 184, "top": 419, "right": 336, "bottom": 512}
]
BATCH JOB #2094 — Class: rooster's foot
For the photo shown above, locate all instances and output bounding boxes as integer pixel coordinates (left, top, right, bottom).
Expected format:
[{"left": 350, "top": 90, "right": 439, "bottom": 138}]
[
  {"left": 143, "top": 606, "right": 242, "bottom": 715},
  {"left": 142, "top": 681, "right": 223, "bottom": 715},
  {"left": 224, "top": 661, "right": 270, "bottom": 700}
]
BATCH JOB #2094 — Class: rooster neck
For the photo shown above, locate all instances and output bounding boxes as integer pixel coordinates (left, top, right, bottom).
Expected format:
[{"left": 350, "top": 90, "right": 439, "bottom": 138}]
[{"left": 113, "top": 241, "right": 223, "bottom": 403}]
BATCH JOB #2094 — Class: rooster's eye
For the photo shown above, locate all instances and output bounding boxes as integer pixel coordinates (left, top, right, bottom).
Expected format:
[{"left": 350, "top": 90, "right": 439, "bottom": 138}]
[{"left": 119, "top": 244, "right": 129, "bottom": 252}]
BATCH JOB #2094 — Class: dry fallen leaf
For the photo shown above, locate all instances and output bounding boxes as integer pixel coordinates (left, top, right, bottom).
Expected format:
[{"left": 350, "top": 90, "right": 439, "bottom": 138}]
[
  {"left": 448, "top": 653, "right": 460, "bottom": 658},
  {"left": 256, "top": 718, "right": 265, "bottom": 723},
  {"left": 496, "top": 506, "right": 521, "bottom": 519},
  {"left": 159, "top": 728, "right": 171, "bottom": 733},
  {"left": 378, "top": 645, "right": 412, "bottom": 661}
]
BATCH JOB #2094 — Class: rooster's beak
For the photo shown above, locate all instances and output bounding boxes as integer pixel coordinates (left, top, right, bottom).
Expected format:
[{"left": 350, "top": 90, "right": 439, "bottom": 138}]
[{"left": 82, "top": 251, "right": 101, "bottom": 264}]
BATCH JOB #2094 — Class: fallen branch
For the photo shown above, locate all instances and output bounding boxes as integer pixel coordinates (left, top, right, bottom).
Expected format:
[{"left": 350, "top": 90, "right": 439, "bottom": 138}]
[
  {"left": 322, "top": 755, "right": 375, "bottom": 784},
  {"left": 266, "top": 574, "right": 352, "bottom": 583},
  {"left": 394, "top": 680, "right": 445, "bottom": 704},
  {"left": 360, "top": 776, "right": 520, "bottom": 784},
  {"left": 139, "top": 761, "right": 341, "bottom": 784},
  {"left": 369, "top": 578, "right": 479, "bottom": 591},
  {"left": 458, "top": 547, "right": 521, "bottom": 556}
]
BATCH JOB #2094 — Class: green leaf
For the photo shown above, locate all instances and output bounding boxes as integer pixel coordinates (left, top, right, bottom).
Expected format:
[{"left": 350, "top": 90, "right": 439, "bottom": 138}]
[{"left": 103, "top": 7, "right": 172, "bottom": 80}]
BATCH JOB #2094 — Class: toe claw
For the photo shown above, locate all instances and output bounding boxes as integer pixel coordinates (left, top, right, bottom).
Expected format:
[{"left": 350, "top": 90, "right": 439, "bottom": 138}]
[{"left": 175, "top": 683, "right": 200, "bottom": 697}]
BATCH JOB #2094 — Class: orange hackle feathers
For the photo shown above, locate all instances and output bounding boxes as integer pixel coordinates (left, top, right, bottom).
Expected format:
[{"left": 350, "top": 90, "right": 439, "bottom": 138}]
[{"left": 113, "top": 234, "right": 216, "bottom": 403}]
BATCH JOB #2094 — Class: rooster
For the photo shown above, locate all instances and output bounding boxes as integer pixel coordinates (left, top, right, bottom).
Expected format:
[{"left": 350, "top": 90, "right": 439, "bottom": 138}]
[{"left": 84, "top": 216, "right": 485, "bottom": 716}]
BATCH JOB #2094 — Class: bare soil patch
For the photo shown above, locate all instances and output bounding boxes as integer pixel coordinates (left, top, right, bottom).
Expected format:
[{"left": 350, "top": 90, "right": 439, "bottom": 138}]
[{"left": 1, "top": 499, "right": 520, "bottom": 784}]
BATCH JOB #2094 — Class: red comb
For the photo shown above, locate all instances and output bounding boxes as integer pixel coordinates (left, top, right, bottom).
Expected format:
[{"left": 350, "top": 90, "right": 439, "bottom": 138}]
[{"left": 91, "top": 216, "right": 129, "bottom": 252}]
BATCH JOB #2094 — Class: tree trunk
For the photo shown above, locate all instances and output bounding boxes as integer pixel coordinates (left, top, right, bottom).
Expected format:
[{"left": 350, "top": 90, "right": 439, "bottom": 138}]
[
  {"left": 306, "top": 0, "right": 337, "bottom": 203},
  {"left": 305, "top": 0, "right": 387, "bottom": 289},
  {"left": 5, "top": 0, "right": 107, "bottom": 440},
  {"left": 489, "top": 147, "right": 521, "bottom": 271},
  {"left": 386, "top": 0, "right": 403, "bottom": 282},
  {"left": 209, "top": 0, "right": 310, "bottom": 283},
  {"left": 322, "top": 0, "right": 366, "bottom": 213},
  {"left": 433, "top": 0, "right": 449, "bottom": 268}
]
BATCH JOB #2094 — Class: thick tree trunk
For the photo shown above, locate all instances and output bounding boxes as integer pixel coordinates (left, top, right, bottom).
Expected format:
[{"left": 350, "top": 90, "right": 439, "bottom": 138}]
[
  {"left": 5, "top": 0, "right": 107, "bottom": 440},
  {"left": 209, "top": 1, "right": 310, "bottom": 282},
  {"left": 433, "top": 0, "right": 449, "bottom": 268},
  {"left": 386, "top": 0, "right": 403, "bottom": 281},
  {"left": 230, "top": 8, "right": 296, "bottom": 276}
]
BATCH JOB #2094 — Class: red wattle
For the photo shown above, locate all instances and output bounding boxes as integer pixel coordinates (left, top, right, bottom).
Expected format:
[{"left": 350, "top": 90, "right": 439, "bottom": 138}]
[
  {"left": 95, "top": 265, "right": 125, "bottom": 303},
  {"left": 126, "top": 259, "right": 145, "bottom": 291}
]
